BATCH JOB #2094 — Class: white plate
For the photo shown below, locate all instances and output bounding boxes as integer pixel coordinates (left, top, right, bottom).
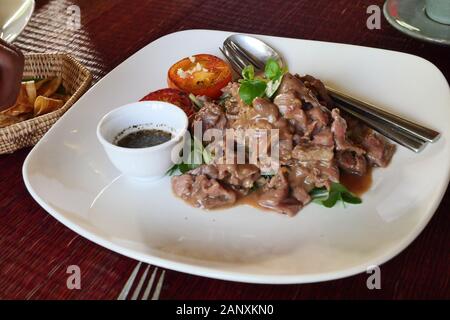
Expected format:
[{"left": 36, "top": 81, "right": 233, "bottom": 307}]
[
  {"left": 23, "top": 30, "right": 450, "bottom": 284},
  {"left": 0, "top": 0, "right": 34, "bottom": 42}
]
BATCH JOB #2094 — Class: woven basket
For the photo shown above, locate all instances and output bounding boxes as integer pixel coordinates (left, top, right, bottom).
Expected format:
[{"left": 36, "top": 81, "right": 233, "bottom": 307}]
[{"left": 0, "top": 53, "right": 92, "bottom": 154}]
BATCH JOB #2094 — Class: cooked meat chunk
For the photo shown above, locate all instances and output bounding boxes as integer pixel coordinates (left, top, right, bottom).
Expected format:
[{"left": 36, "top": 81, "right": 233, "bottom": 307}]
[
  {"left": 222, "top": 82, "right": 245, "bottom": 118},
  {"left": 291, "top": 185, "right": 311, "bottom": 205},
  {"left": 299, "top": 74, "right": 334, "bottom": 108},
  {"left": 331, "top": 108, "right": 365, "bottom": 155},
  {"left": 273, "top": 92, "right": 305, "bottom": 122},
  {"left": 342, "top": 114, "right": 395, "bottom": 167},
  {"left": 288, "top": 161, "right": 339, "bottom": 190},
  {"left": 292, "top": 144, "right": 334, "bottom": 162},
  {"left": 360, "top": 131, "right": 396, "bottom": 167},
  {"left": 312, "top": 128, "right": 334, "bottom": 146},
  {"left": 171, "top": 174, "right": 194, "bottom": 197},
  {"left": 307, "top": 105, "right": 330, "bottom": 129},
  {"left": 258, "top": 168, "right": 302, "bottom": 216},
  {"left": 252, "top": 97, "right": 280, "bottom": 124},
  {"left": 172, "top": 174, "right": 236, "bottom": 209},
  {"left": 278, "top": 73, "right": 316, "bottom": 104},
  {"left": 335, "top": 150, "right": 367, "bottom": 176},
  {"left": 274, "top": 74, "right": 330, "bottom": 137},
  {"left": 190, "top": 163, "right": 260, "bottom": 189},
  {"left": 216, "top": 164, "right": 260, "bottom": 189},
  {"left": 189, "top": 164, "right": 219, "bottom": 178},
  {"left": 192, "top": 102, "right": 227, "bottom": 134}
]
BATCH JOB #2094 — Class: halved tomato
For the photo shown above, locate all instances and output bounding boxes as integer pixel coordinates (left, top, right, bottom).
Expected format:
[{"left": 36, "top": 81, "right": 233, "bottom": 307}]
[
  {"left": 140, "top": 88, "right": 195, "bottom": 118},
  {"left": 168, "top": 54, "right": 232, "bottom": 99}
]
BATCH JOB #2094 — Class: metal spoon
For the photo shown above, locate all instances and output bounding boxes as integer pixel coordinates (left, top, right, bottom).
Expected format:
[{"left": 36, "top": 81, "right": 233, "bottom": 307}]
[{"left": 221, "top": 34, "right": 441, "bottom": 151}]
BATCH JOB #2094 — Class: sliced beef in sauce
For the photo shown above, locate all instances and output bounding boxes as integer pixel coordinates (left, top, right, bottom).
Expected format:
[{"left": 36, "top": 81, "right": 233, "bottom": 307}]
[
  {"left": 258, "top": 168, "right": 303, "bottom": 216},
  {"left": 192, "top": 102, "right": 227, "bottom": 134},
  {"left": 274, "top": 73, "right": 331, "bottom": 136},
  {"left": 312, "top": 128, "right": 334, "bottom": 146},
  {"left": 307, "top": 105, "right": 330, "bottom": 129},
  {"left": 252, "top": 97, "right": 280, "bottom": 124},
  {"left": 345, "top": 114, "right": 396, "bottom": 167},
  {"left": 288, "top": 160, "right": 340, "bottom": 191},
  {"left": 172, "top": 174, "right": 236, "bottom": 209},
  {"left": 191, "top": 163, "right": 260, "bottom": 190},
  {"left": 360, "top": 131, "right": 395, "bottom": 167},
  {"left": 273, "top": 92, "right": 307, "bottom": 129},
  {"left": 299, "top": 74, "right": 334, "bottom": 108},
  {"left": 221, "top": 82, "right": 245, "bottom": 118},
  {"left": 216, "top": 164, "right": 260, "bottom": 189},
  {"left": 278, "top": 73, "right": 323, "bottom": 110},
  {"left": 292, "top": 144, "right": 334, "bottom": 162},
  {"left": 172, "top": 71, "right": 395, "bottom": 216},
  {"left": 335, "top": 150, "right": 368, "bottom": 176},
  {"left": 331, "top": 108, "right": 365, "bottom": 155}
]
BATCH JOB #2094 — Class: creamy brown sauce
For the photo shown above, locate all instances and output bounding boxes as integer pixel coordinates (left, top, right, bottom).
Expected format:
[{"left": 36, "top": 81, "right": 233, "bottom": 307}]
[
  {"left": 202, "top": 169, "right": 372, "bottom": 212},
  {"left": 220, "top": 168, "right": 373, "bottom": 211},
  {"left": 235, "top": 190, "right": 269, "bottom": 211},
  {"left": 116, "top": 129, "right": 172, "bottom": 148},
  {"left": 340, "top": 167, "right": 373, "bottom": 196}
]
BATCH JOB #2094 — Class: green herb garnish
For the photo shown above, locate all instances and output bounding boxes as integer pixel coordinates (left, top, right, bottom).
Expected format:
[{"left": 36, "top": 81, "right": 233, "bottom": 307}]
[
  {"left": 239, "top": 79, "right": 267, "bottom": 105},
  {"left": 310, "top": 182, "right": 362, "bottom": 208},
  {"left": 264, "top": 59, "right": 284, "bottom": 80},
  {"left": 238, "top": 59, "right": 287, "bottom": 105},
  {"left": 189, "top": 93, "right": 203, "bottom": 110}
]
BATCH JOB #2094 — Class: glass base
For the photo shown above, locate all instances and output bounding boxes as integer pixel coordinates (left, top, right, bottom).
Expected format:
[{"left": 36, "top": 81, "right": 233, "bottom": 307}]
[{"left": 384, "top": 0, "right": 450, "bottom": 46}]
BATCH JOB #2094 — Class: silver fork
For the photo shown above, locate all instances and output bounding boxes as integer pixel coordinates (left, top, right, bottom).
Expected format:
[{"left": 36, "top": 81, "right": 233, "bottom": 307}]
[{"left": 117, "top": 262, "right": 166, "bottom": 300}]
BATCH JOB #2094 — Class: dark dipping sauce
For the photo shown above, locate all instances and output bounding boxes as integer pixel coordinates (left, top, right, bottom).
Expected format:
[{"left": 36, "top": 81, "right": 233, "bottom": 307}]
[{"left": 116, "top": 129, "right": 172, "bottom": 148}]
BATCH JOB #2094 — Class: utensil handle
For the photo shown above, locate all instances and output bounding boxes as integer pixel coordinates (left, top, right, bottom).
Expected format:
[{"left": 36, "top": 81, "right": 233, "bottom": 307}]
[
  {"left": 327, "top": 87, "right": 441, "bottom": 143},
  {"left": 335, "top": 102, "right": 426, "bottom": 153}
]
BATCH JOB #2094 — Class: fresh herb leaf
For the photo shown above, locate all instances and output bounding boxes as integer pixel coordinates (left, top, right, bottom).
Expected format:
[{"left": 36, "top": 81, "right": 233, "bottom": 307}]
[
  {"left": 189, "top": 93, "right": 203, "bottom": 110},
  {"left": 242, "top": 65, "right": 255, "bottom": 80},
  {"left": 341, "top": 192, "right": 362, "bottom": 204},
  {"left": 310, "top": 182, "right": 362, "bottom": 208},
  {"left": 239, "top": 59, "right": 286, "bottom": 104},
  {"left": 166, "top": 164, "right": 179, "bottom": 176},
  {"left": 264, "top": 58, "right": 283, "bottom": 80},
  {"left": 321, "top": 191, "right": 340, "bottom": 208},
  {"left": 179, "top": 162, "right": 200, "bottom": 174},
  {"left": 239, "top": 79, "right": 267, "bottom": 105},
  {"left": 265, "top": 77, "right": 283, "bottom": 98}
]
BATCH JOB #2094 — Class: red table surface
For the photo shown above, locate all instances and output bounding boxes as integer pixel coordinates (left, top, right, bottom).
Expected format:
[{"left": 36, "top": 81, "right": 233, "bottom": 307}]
[{"left": 1, "top": 0, "right": 449, "bottom": 299}]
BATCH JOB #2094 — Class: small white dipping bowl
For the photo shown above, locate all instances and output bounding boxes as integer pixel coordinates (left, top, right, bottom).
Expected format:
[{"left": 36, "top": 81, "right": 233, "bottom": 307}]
[{"left": 96, "top": 101, "right": 188, "bottom": 181}]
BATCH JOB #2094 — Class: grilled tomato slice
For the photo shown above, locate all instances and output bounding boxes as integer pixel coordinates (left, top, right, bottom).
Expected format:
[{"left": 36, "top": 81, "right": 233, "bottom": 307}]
[
  {"left": 140, "top": 88, "right": 195, "bottom": 118},
  {"left": 168, "top": 54, "right": 232, "bottom": 99}
]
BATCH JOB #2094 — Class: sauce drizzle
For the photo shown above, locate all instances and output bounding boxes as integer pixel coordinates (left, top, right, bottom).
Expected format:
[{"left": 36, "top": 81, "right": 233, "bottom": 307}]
[{"left": 340, "top": 167, "right": 373, "bottom": 196}]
